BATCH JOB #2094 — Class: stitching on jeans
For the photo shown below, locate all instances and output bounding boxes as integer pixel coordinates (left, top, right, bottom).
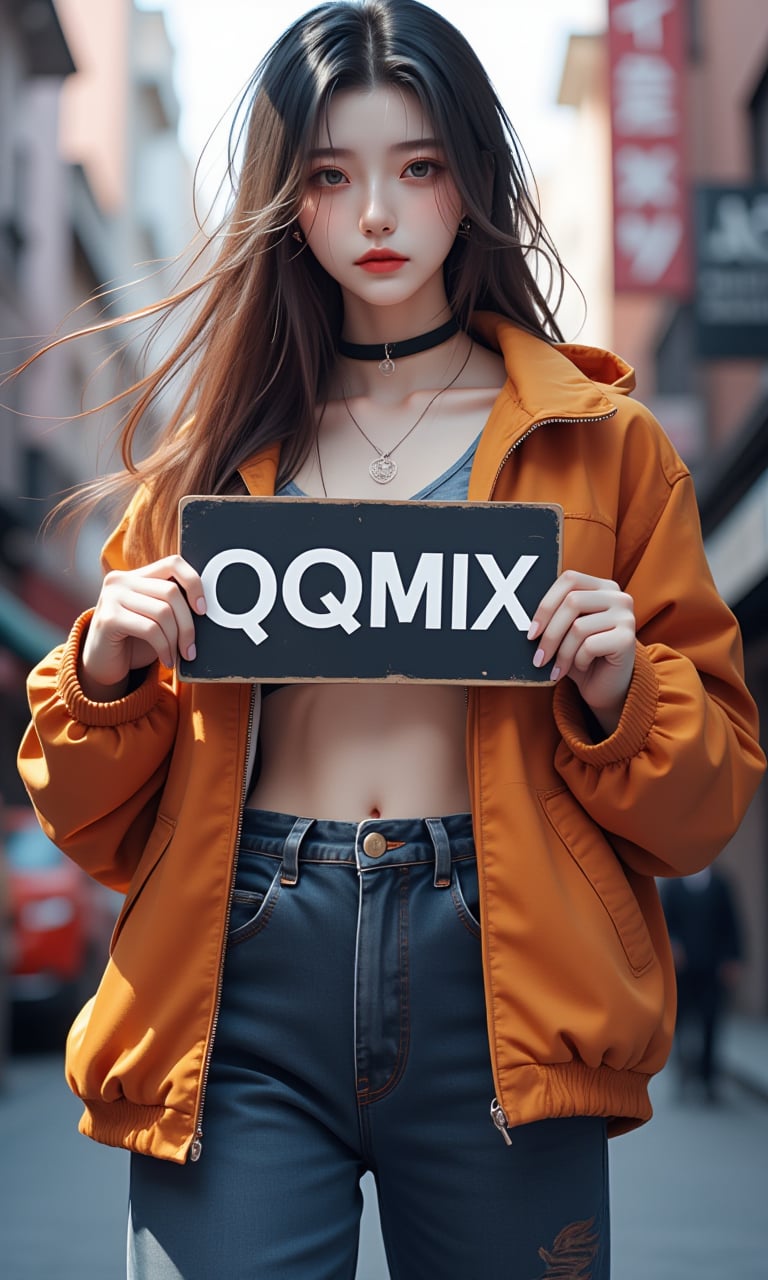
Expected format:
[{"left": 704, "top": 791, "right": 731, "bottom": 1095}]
[
  {"left": 227, "top": 876, "right": 281, "bottom": 946},
  {"left": 358, "top": 866, "right": 411, "bottom": 1104},
  {"left": 450, "top": 867, "right": 482, "bottom": 939}
]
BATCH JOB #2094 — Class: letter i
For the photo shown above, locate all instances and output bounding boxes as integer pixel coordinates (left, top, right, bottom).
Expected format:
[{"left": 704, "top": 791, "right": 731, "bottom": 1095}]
[{"left": 451, "top": 554, "right": 469, "bottom": 629}]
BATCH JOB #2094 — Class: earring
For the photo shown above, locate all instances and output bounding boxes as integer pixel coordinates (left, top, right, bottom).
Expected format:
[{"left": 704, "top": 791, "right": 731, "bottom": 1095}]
[
  {"left": 458, "top": 216, "right": 471, "bottom": 238},
  {"left": 291, "top": 227, "right": 304, "bottom": 243}
]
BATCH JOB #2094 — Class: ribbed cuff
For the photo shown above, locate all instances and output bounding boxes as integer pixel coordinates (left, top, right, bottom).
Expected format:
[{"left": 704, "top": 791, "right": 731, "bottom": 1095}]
[
  {"left": 56, "top": 610, "right": 162, "bottom": 727},
  {"left": 552, "top": 643, "right": 659, "bottom": 766}
]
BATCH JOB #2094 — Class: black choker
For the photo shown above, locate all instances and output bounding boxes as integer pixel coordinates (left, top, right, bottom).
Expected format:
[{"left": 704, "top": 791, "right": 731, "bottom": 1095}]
[{"left": 338, "top": 316, "right": 461, "bottom": 376}]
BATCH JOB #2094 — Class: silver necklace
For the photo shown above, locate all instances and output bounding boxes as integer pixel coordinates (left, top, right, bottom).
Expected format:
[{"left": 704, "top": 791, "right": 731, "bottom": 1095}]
[{"left": 326, "top": 343, "right": 472, "bottom": 488}]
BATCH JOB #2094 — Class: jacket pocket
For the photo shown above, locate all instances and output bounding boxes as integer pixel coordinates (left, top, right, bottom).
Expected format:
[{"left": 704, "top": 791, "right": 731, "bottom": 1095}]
[
  {"left": 109, "top": 814, "right": 175, "bottom": 954},
  {"left": 540, "top": 788, "right": 655, "bottom": 976}
]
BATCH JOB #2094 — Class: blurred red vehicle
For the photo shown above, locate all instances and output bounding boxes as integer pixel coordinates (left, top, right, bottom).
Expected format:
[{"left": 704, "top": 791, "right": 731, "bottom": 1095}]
[{"left": 5, "top": 808, "right": 122, "bottom": 1035}]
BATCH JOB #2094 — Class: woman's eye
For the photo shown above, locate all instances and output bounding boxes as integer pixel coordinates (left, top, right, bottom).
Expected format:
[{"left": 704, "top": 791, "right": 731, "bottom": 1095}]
[
  {"left": 404, "top": 159, "right": 439, "bottom": 179},
  {"left": 312, "top": 168, "right": 348, "bottom": 187}
]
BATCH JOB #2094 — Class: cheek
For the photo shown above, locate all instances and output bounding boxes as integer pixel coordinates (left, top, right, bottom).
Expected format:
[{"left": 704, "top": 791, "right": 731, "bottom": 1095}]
[
  {"left": 435, "top": 177, "right": 463, "bottom": 229},
  {"left": 297, "top": 196, "right": 319, "bottom": 240},
  {"left": 410, "top": 184, "right": 462, "bottom": 242},
  {"left": 298, "top": 196, "right": 342, "bottom": 259}
]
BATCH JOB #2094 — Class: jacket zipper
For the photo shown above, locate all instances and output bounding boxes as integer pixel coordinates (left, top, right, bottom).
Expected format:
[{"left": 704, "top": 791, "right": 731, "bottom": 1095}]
[
  {"left": 488, "top": 409, "right": 618, "bottom": 500},
  {"left": 490, "top": 1097, "right": 512, "bottom": 1145},
  {"left": 482, "top": 406, "right": 618, "bottom": 1145},
  {"left": 190, "top": 686, "right": 257, "bottom": 1162}
]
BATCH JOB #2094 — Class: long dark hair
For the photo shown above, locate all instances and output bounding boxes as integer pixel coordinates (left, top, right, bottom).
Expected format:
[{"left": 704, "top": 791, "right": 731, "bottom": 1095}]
[{"left": 24, "top": 0, "right": 568, "bottom": 562}]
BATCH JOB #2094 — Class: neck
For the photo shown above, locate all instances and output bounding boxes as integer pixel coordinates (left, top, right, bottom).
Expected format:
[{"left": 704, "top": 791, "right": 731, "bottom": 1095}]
[
  {"left": 340, "top": 301, "right": 454, "bottom": 349},
  {"left": 334, "top": 331, "right": 472, "bottom": 401},
  {"left": 339, "top": 272, "right": 454, "bottom": 346},
  {"left": 336, "top": 286, "right": 463, "bottom": 399}
]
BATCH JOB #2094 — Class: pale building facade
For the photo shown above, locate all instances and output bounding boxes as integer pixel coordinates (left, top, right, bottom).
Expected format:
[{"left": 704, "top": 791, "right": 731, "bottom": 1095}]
[
  {"left": 0, "top": 0, "right": 192, "bottom": 803},
  {"left": 550, "top": 1, "right": 768, "bottom": 1014}
]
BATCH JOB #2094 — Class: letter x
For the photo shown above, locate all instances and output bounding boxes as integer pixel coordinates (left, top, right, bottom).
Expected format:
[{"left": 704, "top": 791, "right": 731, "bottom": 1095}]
[{"left": 471, "top": 554, "right": 538, "bottom": 631}]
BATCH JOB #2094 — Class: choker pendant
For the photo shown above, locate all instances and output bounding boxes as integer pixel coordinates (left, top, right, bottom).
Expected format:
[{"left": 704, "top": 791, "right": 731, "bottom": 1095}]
[
  {"left": 378, "top": 344, "right": 395, "bottom": 376},
  {"left": 369, "top": 455, "right": 398, "bottom": 484},
  {"left": 338, "top": 317, "right": 461, "bottom": 376}
]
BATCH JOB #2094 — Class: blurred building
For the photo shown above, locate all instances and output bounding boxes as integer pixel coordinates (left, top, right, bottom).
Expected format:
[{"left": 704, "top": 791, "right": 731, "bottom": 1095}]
[
  {"left": 0, "top": 0, "right": 194, "bottom": 803},
  {"left": 550, "top": 0, "right": 768, "bottom": 1015}
]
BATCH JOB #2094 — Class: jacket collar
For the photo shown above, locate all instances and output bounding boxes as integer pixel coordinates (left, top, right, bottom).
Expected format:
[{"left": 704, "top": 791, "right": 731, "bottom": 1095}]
[{"left": 238, "top": 313, "right": 632, "bottom": 496}]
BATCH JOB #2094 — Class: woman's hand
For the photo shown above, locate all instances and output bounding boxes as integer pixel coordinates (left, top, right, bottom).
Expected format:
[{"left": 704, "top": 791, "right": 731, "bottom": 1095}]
[
  {"left": 79, "top": 555, "right": 206, "bottom": 702},
  {"left": 527, "top": 570, "right": 636, "bottom": 736}
]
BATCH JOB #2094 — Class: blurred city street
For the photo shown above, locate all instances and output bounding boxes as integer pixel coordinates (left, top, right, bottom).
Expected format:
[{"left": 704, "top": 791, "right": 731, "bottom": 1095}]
[
  {"left": 1, "top": 1028, "right": 767, "bottom": 1279},
  {"left": 1, "top": 2, "right": 768, "bottom": 1279}
]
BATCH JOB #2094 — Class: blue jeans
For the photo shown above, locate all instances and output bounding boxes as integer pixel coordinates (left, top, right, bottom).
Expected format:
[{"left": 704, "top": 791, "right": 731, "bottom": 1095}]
[{"left": 128, "top": 810, "right": 609, "bottom": 1278}]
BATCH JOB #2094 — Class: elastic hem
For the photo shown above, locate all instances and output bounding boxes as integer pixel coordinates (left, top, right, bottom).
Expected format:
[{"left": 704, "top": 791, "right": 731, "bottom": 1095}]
[
  {"left": 496, "top": 1060, "right": 653, "bottom": 1138},
  {"left": 552, "top": 644, "right": 659, "bottom": 767},
  {"left": 76, "top": 1097, "right": 194, "bottom": 1165},
  {"left": 56, "top": 610, "right": 163, "bottom": 727},
  {"left": 72, "top": 1060, "right": 653, "bottom": 1163}
]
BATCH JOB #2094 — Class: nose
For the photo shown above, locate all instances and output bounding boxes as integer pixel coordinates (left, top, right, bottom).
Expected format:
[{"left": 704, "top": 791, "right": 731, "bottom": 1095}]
[{"left": 359, "top": 180, "right": 396, "bottom": 237}]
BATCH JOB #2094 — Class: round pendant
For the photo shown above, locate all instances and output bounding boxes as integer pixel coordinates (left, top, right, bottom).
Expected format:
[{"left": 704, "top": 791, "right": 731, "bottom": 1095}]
[
  {"left": 378, "top": 357, "right": 396, "bottom": 376},
  {"left": 369, "top": 455, "right": 398, "bottom": 484}
]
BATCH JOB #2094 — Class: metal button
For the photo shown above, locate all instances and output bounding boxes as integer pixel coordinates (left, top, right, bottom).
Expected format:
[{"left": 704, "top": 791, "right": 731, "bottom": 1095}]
[{"left": 363, "top": 831, "right": 387, "bottom": 858}]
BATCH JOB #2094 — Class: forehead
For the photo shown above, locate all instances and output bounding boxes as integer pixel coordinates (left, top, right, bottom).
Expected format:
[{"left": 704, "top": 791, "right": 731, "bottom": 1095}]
[{"left": 311, "top": 86, "right": 436, "bottom": 151}]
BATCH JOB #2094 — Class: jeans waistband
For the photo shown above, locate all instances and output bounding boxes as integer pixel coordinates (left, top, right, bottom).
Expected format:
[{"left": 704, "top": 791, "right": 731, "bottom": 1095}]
[{"left": 240, "top": 808, "right": 475, "bottom": 886}]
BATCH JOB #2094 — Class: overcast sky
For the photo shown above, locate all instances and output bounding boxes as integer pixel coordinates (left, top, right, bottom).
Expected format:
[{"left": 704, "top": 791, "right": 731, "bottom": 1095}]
[{"left": 139, "top": 0, "right": 605, "bottom": 192}]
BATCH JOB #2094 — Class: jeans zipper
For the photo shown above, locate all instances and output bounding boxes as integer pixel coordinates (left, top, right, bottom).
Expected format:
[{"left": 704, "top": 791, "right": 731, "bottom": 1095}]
[
  {"left": 190, "top": 686, "right": 257, "bottom": 1162},
  {"left": 481, "top": 406, "right": 618, "bottom": 1145}
]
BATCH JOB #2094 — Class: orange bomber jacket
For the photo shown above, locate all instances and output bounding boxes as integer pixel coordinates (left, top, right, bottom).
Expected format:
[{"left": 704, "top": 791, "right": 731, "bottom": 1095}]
[{"left": 18, "top": 314, "right": 765, "bottom": 1163}]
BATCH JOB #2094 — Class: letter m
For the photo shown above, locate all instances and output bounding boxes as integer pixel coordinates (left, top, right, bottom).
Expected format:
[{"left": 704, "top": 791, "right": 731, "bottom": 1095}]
[{"left": 370, "top": 551, "right": 444, "bottom": 628}]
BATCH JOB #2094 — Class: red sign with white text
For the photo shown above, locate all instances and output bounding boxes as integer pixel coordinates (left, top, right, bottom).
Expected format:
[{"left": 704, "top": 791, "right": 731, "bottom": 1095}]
[{"left": 608, "top": 0, "right": 692, "bottom": 295}]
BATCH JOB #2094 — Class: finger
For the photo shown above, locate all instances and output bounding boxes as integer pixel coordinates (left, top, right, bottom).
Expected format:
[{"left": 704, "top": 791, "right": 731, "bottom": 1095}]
[
  {"left": 553, "top": 613, "right": 634, "bottom": 680},
  {"left": 527, "top": 571, "right": 613, "bottom": 641},
  {"left": 99, "top": 587, "right": 188, "bottom": 667},
  {"left": 568, "top": 627, "right": 635, "bottom": 675},
  {"left": 111, "top": 593, "right": 184, "bottom": 668},
  {"left": 548, "top": 610, "right": 618, "bottom": 678},
  {"left": 531, "top": 589, "right": 626, "bottom": 669},
  {"left": 109, "top": 576, "right": 198, "bottom": 660},
  {"left": 133, "top": 556, "right": 207, "bottom": 615},
  {"left": 132, "top": 587, "right": 197, "bottom": 663}
]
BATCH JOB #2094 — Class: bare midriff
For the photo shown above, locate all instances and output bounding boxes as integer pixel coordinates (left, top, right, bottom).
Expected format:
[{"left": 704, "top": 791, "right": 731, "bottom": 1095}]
[
  {"left": 247, "top": 682, "right": 471, "bottom": 820},
  {"left": 247, "top": 350, "right": 506, "bottom": 822}
]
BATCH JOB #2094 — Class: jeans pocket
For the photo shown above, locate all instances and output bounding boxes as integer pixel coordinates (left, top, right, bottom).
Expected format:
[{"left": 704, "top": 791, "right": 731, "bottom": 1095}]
[
  {"left": 450, "top": 858, "right": 481, "bottom": 938},
  {"left": 227, "top": 849, "right": 282, "bottom": 946}
]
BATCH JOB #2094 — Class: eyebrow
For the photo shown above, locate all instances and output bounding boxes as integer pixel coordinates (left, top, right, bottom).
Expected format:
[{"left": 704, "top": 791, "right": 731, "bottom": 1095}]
[{"left": 308, "top": 138, "right": 443, "bottom": 159}]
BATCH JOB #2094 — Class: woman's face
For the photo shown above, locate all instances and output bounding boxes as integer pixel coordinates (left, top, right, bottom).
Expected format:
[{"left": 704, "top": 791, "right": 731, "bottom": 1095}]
[{"left": 297, "top": 86, "right": 462, "bottom": 320}]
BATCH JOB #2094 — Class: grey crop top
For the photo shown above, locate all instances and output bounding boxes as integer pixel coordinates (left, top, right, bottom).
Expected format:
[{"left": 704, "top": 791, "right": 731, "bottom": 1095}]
[{"left": 261, "top": 430, "right": 481, "bottom": 697}]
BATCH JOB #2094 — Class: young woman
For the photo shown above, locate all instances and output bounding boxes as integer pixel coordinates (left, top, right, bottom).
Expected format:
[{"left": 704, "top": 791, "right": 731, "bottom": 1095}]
[{"left": 18, "top": 2, "right": 765, "bottom": 1277}]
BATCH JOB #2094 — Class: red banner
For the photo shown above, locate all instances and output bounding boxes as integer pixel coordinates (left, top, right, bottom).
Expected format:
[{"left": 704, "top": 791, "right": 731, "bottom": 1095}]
[{"left": 608, "top": 0, "right": 692, "bottom": 295}]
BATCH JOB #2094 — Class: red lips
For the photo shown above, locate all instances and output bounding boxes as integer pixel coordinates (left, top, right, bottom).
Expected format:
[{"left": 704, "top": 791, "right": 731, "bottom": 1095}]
[
  {"left": 355, "top": 249, "right": 408, "bottom": 264},
  {"left": 355, "top": 249, "right": 409, "bottom": 274}
]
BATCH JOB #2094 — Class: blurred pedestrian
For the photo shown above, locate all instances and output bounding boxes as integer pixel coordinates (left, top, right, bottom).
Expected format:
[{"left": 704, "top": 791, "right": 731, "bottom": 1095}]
[{"left": 661, "top": 867, "right": 744, "bottom": 1101}]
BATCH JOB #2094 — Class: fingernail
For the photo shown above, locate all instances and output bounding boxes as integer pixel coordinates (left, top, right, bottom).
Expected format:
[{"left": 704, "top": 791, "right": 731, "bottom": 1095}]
[
  {"left": 532, "top": 648, "right": 545, "bottom": 669},
  {"left": 551, "top": 666, "right": 561, "bottom": 681},
  {"left": 196, "top": 597, "right": 206, "bottom": 614},
  {"left": 527, "top": 620, "right": 540, "bottom": 640},
  {"left": 187, "top": 644, "right": 196, "bottom": 661}
]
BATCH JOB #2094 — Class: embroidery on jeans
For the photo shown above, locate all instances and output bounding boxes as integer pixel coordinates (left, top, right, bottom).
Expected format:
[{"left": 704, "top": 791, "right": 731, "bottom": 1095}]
[{"left": 535, "top": 1216, "right": 599, "bottom": 1278}]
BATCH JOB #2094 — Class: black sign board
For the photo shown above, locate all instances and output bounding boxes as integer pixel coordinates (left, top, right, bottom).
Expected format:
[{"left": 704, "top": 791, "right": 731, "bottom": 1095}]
[
  {"left": 694, "top": 185, "right": 768, "bottom": 358},
  {"left": 178, "top": 497, "right": 562, "bottom": 685}
]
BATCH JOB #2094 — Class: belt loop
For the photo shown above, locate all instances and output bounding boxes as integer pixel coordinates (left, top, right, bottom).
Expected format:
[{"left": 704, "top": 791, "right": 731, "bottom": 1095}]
[
  {"left": 425, "top": 818, "right": 451, "bottom": 888},
  {"left": 281, "top": 816, "right": 315, "bottom": 886}
]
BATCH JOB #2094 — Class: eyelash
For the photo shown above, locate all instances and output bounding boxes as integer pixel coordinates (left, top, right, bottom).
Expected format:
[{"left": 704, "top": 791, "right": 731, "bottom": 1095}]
[
  {"left": 403, "top": 159, "right": 442, "bottom": 180},
  {"left": 308, "top": 158, "right": 443, "bottom": 187}
]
